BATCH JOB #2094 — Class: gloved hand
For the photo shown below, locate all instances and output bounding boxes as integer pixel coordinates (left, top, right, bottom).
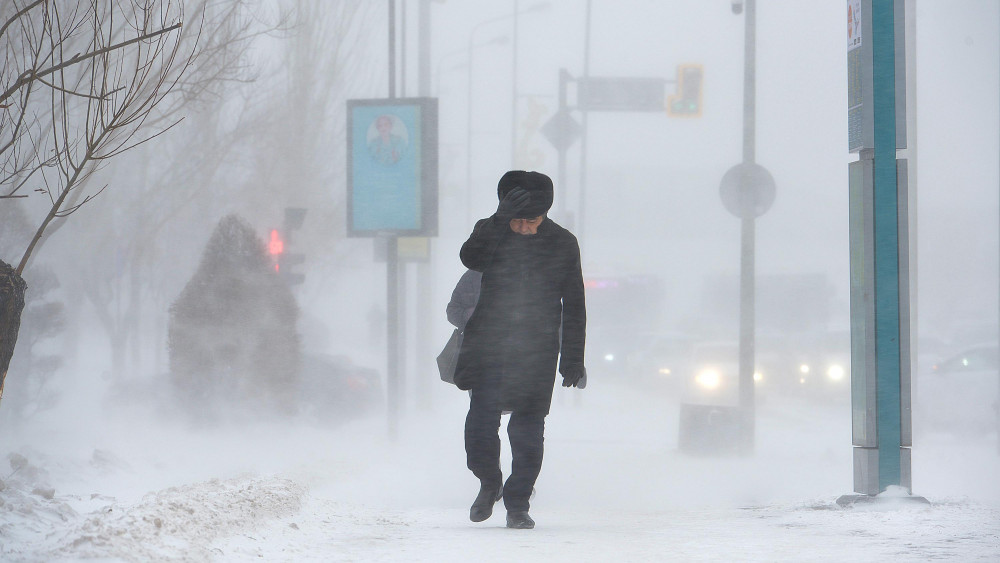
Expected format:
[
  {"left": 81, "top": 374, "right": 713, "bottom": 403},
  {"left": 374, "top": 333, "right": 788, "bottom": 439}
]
[
  {"left": 495, "top": 187, "right": 531, "bottom": 224},
  {"left": 561, "top": 367, "right": 587, "bottom": 388}
]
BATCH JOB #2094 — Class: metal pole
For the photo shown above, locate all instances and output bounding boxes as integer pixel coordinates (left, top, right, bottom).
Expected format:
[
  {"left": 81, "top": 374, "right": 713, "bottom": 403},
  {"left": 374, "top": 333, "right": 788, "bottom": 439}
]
[
  {"left": 465, "top": 28, "right": 475, "bottom": 226},
  {"left": 416, "top": 0, "right": 433, "bottom": 412},
  {"left": 398, "top": 250, "right": 407, "bottom": 411},
  {"left": 418, "top": 0, "right": 430, "bottom": 96},
  {"left": 465, "top": 6, "right": 547, "bottom": 225},
  {"left": 738, "top": 0, "right": 757, "bottom": 453},
  {"left": 386, "top": 237, "right": 399, "bottom": 440},
  {"left": 556, "top": 69, "right": 569, "bottom": 220},
  {"left": 401, "top": 0, "right": 407, "bottom": 98},
  {"left": 742, "top": 0, "right": 756, "bottom": 164},
  {"left": 386, "top": 0, "right": 400, "bottom": 440},
  {"left": 578, "top": 0, "right": 592, "bottom": 243},
  {"left": 398, "top": 0, "right": 409, "bottom": 421},
  {"left": 389, "top": 0, "right": 396, "bottom": 99},
  {"left": 511, "top": 0, "right": 519, "bottom": 167}
]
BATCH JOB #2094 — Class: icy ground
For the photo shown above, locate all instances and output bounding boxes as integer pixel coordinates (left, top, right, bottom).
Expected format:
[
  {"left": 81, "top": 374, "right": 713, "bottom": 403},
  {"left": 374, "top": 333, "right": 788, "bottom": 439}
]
[{"left": 1, "top": 376, "right": 998, "bottom": 562}]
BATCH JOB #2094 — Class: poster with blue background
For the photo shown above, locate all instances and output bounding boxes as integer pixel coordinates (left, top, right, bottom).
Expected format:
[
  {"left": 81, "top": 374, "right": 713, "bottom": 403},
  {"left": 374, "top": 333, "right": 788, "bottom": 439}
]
[{"left": 347, "top": 98, "right": 437, "bottom": 236}]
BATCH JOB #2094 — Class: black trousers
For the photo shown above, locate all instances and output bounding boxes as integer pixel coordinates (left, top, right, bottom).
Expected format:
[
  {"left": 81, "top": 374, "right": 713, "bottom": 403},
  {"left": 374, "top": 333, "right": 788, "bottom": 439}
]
[{"left": 464, "top": 377, "right": 545, "bottom": 512}]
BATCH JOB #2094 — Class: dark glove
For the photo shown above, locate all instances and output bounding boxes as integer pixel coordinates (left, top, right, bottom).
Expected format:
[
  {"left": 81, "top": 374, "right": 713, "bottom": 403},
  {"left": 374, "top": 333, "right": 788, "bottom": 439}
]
[
  {"left": 561, "top": 367, "right": 587, "bottom": 388},
  {"left": 495, "top": 187, "right": 531, "bottom": 224}
]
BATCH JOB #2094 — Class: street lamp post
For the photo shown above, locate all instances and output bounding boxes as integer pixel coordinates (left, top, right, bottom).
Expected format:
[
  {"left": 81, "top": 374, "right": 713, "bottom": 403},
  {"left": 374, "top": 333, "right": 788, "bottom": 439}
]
[
  {"left": 436, "top": 37, "right": 508, "bottom": 97},
  {"left": 465, "top": 2, "right": 550, "bottom": 227},
  {"left": 511, "top": 0, "right": 519, "bottom": 167},
  {"left": 733, "top": 0, "right": 759, "bottom": 454}
]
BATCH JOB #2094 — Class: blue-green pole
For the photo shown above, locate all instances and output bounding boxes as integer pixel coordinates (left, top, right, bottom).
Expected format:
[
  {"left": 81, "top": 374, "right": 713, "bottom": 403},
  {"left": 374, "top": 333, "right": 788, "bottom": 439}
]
[{"left": 872, "top": 0, "right": 901, "bottom": 491}]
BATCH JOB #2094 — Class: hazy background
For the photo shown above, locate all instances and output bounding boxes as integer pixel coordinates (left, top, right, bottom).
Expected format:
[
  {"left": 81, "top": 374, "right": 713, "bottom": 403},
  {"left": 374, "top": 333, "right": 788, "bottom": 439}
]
[{"left": 1, "top": 0, "right": 998, "bottom": 508}]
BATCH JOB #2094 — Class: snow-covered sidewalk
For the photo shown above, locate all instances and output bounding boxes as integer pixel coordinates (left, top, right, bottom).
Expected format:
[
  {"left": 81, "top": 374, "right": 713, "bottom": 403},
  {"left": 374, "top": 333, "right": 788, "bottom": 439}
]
[
  {"left": 2, "top": 381, "right": 998, "bottom": 561},
  {"left": 213, "top": 493, "right": 1000, "bottom": 562}
]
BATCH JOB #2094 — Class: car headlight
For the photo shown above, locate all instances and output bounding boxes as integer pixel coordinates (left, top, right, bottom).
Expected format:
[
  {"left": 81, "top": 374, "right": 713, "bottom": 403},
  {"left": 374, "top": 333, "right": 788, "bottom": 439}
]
[
  {"left": 604, "top": 353, "right": 614, "bottom": 362},
  {"left": 826, "top": 364, "right": 846, "bottom": 382},
  {"left": 695, "top": 369, "right": 721, "bottom": 390},
  {"left": 753, "top": 371, "right": 763, "bottom": 383},
  {"left": 799, "top": 364, "right": 810, "bottom": 374},
  {"left": 658, "top": 367, "right": 672, "bottom": 376}
]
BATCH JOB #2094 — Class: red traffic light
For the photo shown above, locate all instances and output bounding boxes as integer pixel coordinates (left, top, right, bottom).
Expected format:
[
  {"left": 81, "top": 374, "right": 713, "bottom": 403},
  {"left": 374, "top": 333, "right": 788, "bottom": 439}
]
[{"left": 268, "top": 229, "right": 284, "bottom": 256}]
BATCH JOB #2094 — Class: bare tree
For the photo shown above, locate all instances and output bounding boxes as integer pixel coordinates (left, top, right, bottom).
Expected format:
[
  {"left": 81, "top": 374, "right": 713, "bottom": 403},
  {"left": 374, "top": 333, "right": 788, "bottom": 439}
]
[
  {"left": 2, "top": 2, "right": 191, "bottom": 269},
  {"left": 62, "top": 1, "right": 279, "bottom": 381},
  {"left": 0, "top": 0, "right": 262, "bottom": 405}
]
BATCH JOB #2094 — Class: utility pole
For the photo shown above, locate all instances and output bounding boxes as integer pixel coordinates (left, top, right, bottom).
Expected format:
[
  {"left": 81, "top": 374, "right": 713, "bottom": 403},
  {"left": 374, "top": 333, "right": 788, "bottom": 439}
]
[
  {"left": 385, "top": 0, "right": 400, "bottom": 441},
  {"left": 738, "top": 0, "right": 757, "bottom": 455},
  {"left": 577, "top": 0, "right": 592, "bottom": 239},
  {"left": 415, "top": 0, "right": 434, "bottom": 411},
  {"left": 712, "top": 0, "right": 774, "bottom": 456},
  {"left": 511, "top": 0, "right": 519, "bottom": 167}
]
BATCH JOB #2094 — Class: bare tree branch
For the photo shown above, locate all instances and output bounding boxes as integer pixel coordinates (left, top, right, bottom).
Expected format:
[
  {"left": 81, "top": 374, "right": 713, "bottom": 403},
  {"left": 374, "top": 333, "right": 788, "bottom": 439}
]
[
  {"left": 34, "top": 73, "right": 124, "bottom": 101},
  {"left": 0, "top": 0, "right": 45, "bottom": 41},
  {"left": 0, "top": 21, "right": 182, "bottom": 107}
]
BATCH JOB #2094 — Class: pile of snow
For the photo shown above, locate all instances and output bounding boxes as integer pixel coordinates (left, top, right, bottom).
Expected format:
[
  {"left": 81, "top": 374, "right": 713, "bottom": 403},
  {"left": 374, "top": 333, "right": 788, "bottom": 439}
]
[{"left": 1, "top": 450, "right": 303, "bottom": 561}]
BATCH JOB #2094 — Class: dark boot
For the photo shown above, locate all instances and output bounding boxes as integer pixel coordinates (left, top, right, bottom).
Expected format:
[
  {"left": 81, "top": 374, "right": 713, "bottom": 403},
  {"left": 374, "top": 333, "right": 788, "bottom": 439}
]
[
  {"left": 470, "top": 479, "right": 503, "bottom": 522},
  {"left": 506, "top": 510, "right": 535, "bottom": 529}
]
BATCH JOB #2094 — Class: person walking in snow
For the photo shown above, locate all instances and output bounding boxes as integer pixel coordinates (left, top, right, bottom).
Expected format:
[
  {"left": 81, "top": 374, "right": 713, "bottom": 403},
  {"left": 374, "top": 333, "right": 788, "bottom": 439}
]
[{"left": 454, "top": 170, "right": 587, "bottom": 530}]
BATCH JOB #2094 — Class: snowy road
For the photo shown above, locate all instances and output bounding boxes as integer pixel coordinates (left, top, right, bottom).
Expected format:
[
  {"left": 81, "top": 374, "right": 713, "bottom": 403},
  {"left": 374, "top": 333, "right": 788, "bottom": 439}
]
[{"left": 2, "top": 380, "right": 999, "bottom": 562}]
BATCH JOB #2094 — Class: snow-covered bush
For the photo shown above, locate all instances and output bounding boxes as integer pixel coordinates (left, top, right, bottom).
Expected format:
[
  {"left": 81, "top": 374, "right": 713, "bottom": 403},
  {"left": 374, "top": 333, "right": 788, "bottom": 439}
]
[{"left": 168, "top": 215, "right": 299, "bottom": 420}]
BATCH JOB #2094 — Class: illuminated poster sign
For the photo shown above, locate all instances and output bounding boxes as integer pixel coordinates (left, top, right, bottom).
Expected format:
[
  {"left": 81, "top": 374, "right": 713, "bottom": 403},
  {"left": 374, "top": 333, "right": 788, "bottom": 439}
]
[{"left": 347, "top": 97, "right": 438, "bottom": 237}]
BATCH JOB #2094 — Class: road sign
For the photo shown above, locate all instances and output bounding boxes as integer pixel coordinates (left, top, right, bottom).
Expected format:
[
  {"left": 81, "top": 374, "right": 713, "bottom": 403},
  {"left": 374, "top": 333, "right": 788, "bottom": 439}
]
[
  {"left": 719, "top": 162, "right": 776, "bottom": 219},
  {"left": 577, "top": 77, "right": 666, "bottom": 112},
  {"left": 540, "top": 108, "right": 582, "bottom": 152}
]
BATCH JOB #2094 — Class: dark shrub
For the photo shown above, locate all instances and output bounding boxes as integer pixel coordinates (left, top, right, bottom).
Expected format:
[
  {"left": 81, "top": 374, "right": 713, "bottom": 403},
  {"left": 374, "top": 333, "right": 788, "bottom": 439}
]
[{"left": 168, "top": 215, "right": 299, "bottom": 419}]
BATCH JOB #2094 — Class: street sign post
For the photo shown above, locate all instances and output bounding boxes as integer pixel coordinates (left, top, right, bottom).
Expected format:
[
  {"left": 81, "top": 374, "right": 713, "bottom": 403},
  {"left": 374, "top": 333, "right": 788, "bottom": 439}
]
[
  {"left": 347, "top": 90, "right": 439, "bottom": 441},
  {"left": 577, "top": 77, "right": 666, "bottom": 112}
]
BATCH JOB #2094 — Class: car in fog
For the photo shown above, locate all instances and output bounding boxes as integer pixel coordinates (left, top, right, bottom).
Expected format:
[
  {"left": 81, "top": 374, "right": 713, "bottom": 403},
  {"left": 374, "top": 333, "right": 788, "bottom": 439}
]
[
  {"left": 917, "top": 344, "right": 999, "bottom": 436},
  {"left": 670, "top": 335, "right": 850, "bottom": 406},
  {"left": 679, "top": 341, "right": 746, "bottom": 406},
  {"left": 752, "top": 332, "right": 851, "bottom": 403},
  {"left": 586, "top": 326, "right": 642, "bottom": 380},
  {"left": 763, "top": 351, "right": 851, "bottom": 402},
  {"left": 622, "top": 332, "right": 696, "bottom": 394},
  {"left": 298, "top": 353, "right": 382, "bottom": 424}
]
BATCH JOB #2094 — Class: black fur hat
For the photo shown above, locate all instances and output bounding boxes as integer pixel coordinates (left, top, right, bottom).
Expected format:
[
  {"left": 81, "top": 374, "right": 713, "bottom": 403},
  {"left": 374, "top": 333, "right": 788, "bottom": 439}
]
[{"left": 497, "top": 170, "right": 554, "bottom": 218}]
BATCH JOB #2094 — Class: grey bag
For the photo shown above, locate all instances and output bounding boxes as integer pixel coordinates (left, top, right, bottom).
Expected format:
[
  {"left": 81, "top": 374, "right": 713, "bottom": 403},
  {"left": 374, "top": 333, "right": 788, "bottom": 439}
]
[{"left": 436, "top": 329, "right": 463, "bottom": 385}]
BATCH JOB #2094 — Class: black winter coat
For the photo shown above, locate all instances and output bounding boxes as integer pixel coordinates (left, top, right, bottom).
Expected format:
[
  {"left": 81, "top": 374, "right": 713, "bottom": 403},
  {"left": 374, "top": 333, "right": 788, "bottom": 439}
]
[{"left": 454, "top": 215, "right": 586, "bottom": 415}]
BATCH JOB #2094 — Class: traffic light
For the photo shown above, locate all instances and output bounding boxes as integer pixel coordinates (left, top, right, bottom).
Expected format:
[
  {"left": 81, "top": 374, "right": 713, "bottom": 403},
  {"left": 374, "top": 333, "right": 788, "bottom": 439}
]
[
  {"left": 267, "top": 229, "right": 285, "bottom": 263},
  {"left": 267, "top": 207, "right": 307, "bottom": 285},
  {"left": 667, "top": 64, "right": 703, "bottom": 117}
]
